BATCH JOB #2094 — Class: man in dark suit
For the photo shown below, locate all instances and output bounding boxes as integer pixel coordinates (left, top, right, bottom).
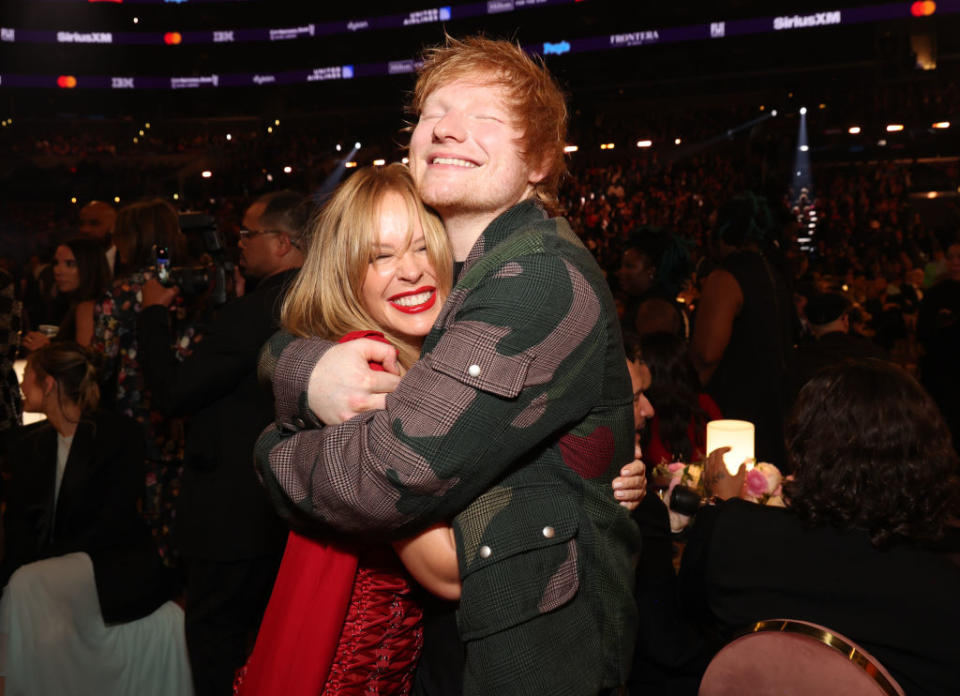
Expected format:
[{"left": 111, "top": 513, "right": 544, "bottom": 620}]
[{"left": 138, "top": 191, "right": 308, "bottom": 695}]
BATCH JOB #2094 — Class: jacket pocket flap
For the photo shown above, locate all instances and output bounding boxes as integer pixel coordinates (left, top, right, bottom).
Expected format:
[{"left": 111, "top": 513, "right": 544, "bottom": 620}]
[{"left": 426, "top": 322, "right": 532, "bottom": 399}]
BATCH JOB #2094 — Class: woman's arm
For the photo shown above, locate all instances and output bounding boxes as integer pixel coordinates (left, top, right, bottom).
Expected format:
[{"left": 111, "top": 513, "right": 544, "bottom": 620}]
[
  {"left": 691, "top": 269, "right": 742, "bottom": 386},
  {"left": 393, "top": 523, "right": 461, "bottom": 601},
  {"left": 74, "top": 300, "right": 95, "bottom": 346}
]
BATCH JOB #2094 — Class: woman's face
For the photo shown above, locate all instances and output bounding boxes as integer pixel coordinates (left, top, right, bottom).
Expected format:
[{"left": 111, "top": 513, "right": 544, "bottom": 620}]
[
  {"left": 616, "top": 249, "right": 653, "bottom": 297},
  {"left": 20, "top": 363, "right": 47, "bottom": 414},
  {"left": 53, "top": 245, "right": 80, "bottom": 294},
  {"left": 361, "top": 192, "right": 444, "bottom": 345}
]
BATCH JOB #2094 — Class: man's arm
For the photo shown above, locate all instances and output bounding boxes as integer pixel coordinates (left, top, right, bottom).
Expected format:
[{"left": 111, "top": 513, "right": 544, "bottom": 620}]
[{"left": 255, "top": 252, "right": 621, "bottom": 538}]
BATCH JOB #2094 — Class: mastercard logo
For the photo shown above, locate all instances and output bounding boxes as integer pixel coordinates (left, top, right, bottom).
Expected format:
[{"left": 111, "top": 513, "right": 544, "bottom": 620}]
[
  {"left": 164, "top": 32, "right": 183, "bottom": 45},
  {"left": 57, "top": 75, "right": 78, "bottom": 88},
  {"left": 911, "top": 1, "right": 936, "bottom": 15}
]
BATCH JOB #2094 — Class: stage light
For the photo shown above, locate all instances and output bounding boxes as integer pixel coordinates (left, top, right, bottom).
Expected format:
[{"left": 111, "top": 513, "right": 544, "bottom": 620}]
[
  {"left": 878, "top": 139, "right": 887, "bottom": 146},
  {"left": 886, "top": 124, "right": 904, "bottom": 132},
  {"left": 201, "top": 170, "right": 212, "bottom": 178},
  {"left": 932, "top": 121, "right": 950, "bottom": 129},
  {"left": 600, "top": 143, "right": 615, "bottom": 150},
  {"left": 636, "top": 140, "right": 653, "bottom": 148},
  {"left": 373, "top": 159, "right": 386, "bottom": 166},
  {"left": 267, "top": 127, "right": 273, "bottom": 133},
  {"left": 799, "top": 145, "right": 809, "bottom": 152},
  {"left": 173, "top": 193, "right": 179, "bottom": 200},
  {"left": 70, "top": 197, "right": 77, "bottom": 204},
  {"left": 800, "top": 107, "right": 807, "bottom": 115},
  {"left": 674, "top": 138, "right": 682, "bottom": 145},
  {"left": 563, "top": 145, "right": 578, "bottom": 153},
  {"left": 266, "top": 174, "right": 274, "bottom": 182},
  {"left": 283, "top": 166, "right": 293, "bottom": 174},
  {"left": 345, "top": 161, "right": 358, "bottom": 168},
  {"left": 759, "top": 105, "right": 765, "bottom": 111},
  {"left": 226, "top": 134, "right": 232, "bottom": 141},
  {"left": 114, "top": 196, "right": 120, "bottom": 203},
  {"left": 927, "top": 191, "right": 938, "bottom": 199},
  {"left": 145, "top": 123, "right": 150, "bottom": 129},
  {"left": 139, "top": 130, "right": 144, "bottom": 136},
  {"left": 274, "top": 119, "right": 280, "bottom": 126},
  {"left": 848, "top": 126, "right": 861, "bottom": 134},
  {"left": 819, "top": 103, "right": 826, "bottom": 110},
  {"left": 771, "top": 110, "right": 778, "bottom": 117},
  {"left": 402, "top": 157, "right": 409, "bottom": 164},
  {"left": 133, "top": 17, "right": 138, "bottom": 24},
  {"left": 133, "top": 137, "right": 138, "bottom": 143},
  {"left": 842, "top": 284, "right": 849, "bottom": 292},
  {"left": 355, "top": 142, "right": 362, "bottom": 149}
]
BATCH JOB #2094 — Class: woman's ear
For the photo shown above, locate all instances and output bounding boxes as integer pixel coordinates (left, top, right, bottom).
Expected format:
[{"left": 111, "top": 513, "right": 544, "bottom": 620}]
[{"left": 42, "top": 375, "right": 57, "bottom": 397}]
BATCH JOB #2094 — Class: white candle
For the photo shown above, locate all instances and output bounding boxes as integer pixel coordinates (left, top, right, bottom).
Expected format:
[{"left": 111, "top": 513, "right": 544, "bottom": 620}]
[{"left": 706, "top": 419, "right": 755, "bottom": 475}]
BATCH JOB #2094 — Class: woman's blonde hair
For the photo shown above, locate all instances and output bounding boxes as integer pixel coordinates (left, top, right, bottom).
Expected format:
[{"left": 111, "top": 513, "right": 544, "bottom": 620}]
[{"left": 282, "top": 164, "right": 452, "bottom": 369}]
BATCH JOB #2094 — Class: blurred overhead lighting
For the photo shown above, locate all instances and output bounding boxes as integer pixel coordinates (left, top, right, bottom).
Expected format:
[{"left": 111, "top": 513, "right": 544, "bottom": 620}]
[
  {"left": 800, "top": 107, "right": 807, "bottom": 115},
  {"left": 401, "top": 157, "right": 409, "bottom": 164},
  {"left": 345, "top": 161, "right": 358, "bottom": 168},
  {"left": 600, "top": 143, "right": 615, "bottom": 150},
  {"left": 674, "top": 138, "right": 682, "bottom": 145},
  {"left": 636, "top": 140, "right": 653, "bottom": 148},
  {"left": 373, "top": 159, "right": 386, "bottom": 166},
  {"left": 563, "top": 145, "right": 578, "bottom": 153},
  {"left": 848, "top": 126, "right": 861, "bottom": 134},
  {"left": 932, "top": 121, "right": 950, "bottom": 129},
  {"left": 283, "top": 166, "right": 293, "bottom": 174},
  {"left": 114, "top": 196, "right": 120, "bottom": 203},
  {"left": 799, "top": 145, "right": 809, "bottom": 152},
  {"left": 226, "top": 134, "right": 232, "bottom": 141},
  {"left": 886, "top": 124, "right": 904, "bottom": 132},
  {"left": 70, "top": 197, "right": 77, "bottom": 204},
  {"left": 201, "top": 170, "right": 212, "bottom": 178}
]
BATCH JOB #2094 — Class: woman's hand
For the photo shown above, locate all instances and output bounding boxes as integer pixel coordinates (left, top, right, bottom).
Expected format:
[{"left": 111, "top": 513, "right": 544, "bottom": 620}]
[
  {"left": 141, "top": 278, "right": 179, "bottom": 308},
  {"left": 703, "top": 446, "right": 746, "bottom": 500},
  {"left": 22, "top": 331, "right": 51, "bottom": 352},
  {"left": 612, "top": 444, "right": 647, "bottom": 511}
]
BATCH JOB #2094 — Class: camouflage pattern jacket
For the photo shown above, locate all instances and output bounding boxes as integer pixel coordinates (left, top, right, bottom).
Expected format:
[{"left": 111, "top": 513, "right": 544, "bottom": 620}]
[{"left": 255, "top": 200, "right": 640, "bottom": 696}]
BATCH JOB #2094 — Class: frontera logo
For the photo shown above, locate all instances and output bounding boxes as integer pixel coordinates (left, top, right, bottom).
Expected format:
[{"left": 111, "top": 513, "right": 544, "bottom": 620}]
[{"left": 543, "top": 41, "right": 571, "bottom": 56}]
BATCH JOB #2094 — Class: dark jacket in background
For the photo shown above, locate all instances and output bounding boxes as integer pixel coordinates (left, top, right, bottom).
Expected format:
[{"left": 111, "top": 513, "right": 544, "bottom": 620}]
[
  {"left": 136, "top": 268, "right": 297, "bottom": 561},
  {"left": 0, "top": 411, "right": 170, "bottom": 623}
]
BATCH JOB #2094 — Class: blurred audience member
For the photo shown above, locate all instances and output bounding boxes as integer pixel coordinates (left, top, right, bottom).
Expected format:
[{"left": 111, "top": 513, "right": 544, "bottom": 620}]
[{"left": 77, "top": 200, "right": 118, "bottom": 274}]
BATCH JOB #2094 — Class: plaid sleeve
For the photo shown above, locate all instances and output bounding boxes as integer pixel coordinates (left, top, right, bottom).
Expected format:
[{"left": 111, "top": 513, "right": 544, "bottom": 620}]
[{"left": 263, "top": 251, "right": 610, "bottom": 536}]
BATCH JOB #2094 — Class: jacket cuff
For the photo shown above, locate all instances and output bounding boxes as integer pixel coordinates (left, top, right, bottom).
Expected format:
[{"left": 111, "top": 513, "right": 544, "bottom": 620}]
[{"left": 270, "top": 334, "right": 333, "bottom": 429}]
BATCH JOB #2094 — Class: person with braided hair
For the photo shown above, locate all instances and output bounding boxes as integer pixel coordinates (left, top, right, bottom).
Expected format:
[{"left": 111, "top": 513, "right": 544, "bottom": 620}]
[
  {"left": 691, "top": 192, "right": 795, "bottom": 469},
  {"left": 0, "top": 342, "right": 191, "bottom": 696}
]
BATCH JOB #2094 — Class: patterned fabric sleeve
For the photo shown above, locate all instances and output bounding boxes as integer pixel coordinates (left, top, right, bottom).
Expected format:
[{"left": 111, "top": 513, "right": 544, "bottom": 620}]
[{"left": 254, "top": 250, "right": 609, "bottom": 538}]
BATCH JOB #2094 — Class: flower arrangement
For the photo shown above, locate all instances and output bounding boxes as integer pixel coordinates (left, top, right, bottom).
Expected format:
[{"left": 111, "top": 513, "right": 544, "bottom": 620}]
[{"left": 653, "top": 458, "right": 785, "bottom": 533}]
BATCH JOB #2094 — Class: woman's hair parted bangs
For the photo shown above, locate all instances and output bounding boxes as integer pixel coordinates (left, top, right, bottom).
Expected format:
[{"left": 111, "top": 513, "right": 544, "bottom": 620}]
[{"left": 281, "top": 163, "right": 451, "bottom": 368}]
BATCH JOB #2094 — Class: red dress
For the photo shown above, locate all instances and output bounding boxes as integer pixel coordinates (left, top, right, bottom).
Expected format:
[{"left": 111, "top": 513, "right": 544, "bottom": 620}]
[{"left": 235, "top": 331, "right": 423, "bottom": 696}]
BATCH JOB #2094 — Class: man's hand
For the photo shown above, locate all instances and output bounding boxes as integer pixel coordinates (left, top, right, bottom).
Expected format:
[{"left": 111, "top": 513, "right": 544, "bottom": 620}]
[
  {"left": 612, "top": 444, "right": 647, "bottom": 511},
  {"left": 141, "top": 278, "right": 178, "bottom": 308},
  {"left": 306, "top": 339, "right": 402, "bottom": 424},
  {"left": 703, "top": 446, "right": 746, "bottom": 500}
]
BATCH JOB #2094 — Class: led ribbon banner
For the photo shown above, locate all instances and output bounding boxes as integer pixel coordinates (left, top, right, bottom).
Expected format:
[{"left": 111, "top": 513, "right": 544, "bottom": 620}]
[{"left": 0, "top": 1, "right": 952, "bottom": 89}]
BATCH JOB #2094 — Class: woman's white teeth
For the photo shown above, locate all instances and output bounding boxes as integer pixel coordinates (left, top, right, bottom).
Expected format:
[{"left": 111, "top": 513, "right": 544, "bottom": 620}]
[
  {"left": 432, "top": 157, "right": 477, "bottom": 168},
  {"left": 392, "top": 291, "right": 432, "bottom": 307}
]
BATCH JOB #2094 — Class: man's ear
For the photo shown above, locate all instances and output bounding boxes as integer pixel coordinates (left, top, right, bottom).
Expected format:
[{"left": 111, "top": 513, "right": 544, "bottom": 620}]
[{"left": 527, "top": 153, "right": 552, "bottom": 187}]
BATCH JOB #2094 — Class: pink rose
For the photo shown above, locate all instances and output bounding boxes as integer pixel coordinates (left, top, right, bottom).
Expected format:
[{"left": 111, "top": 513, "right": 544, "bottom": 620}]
[{"left": 745, "top": 468, "right": 769, "bottom": 498}]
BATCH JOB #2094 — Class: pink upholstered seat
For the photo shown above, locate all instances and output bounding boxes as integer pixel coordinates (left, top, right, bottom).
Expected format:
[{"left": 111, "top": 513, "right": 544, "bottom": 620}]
[{"left": 698, "top": 619, "right": 905, "bottom": 696}]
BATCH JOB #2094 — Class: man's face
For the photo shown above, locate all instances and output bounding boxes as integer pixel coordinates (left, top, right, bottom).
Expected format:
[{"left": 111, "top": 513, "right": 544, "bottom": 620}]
[
  {"left": 627, "top": 358, "right": 655, "bottom": 433},
  {"left": 78, "top": 202, "right": 116, "bottom": 242},
  {"left": 409, "top": 78, "right": 545, "bottom": 225},
  {"left": 239, "top": 200, "right": 278, "bottom": 280},
  {"left": 616, "top": 249, "right": 653, "bottom": 297}
]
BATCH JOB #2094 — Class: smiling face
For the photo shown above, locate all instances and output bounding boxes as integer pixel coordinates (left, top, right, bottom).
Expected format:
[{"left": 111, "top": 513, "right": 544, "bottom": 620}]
[
  {"left": 361, "top": 192, "right": 444, "bottom": 345},
  {"left": 53, "top": 244, "right": 80, "bottom": 294},
  {"left": 409, "top": 78, "right": 547, "bottom": 230}
]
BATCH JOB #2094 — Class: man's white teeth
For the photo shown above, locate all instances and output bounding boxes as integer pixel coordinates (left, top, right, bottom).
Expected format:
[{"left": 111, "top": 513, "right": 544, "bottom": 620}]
[
  {"left": 392, "top": 291, "right": 432, "bottom": 307},
  {"left": 432, "top": 157, "right": 478, "bottom": 168}
]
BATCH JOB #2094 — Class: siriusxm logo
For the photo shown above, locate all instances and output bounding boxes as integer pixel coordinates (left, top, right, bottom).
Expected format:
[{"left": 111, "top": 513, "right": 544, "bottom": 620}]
[
  {"left": 773, "top": 11, "right": 841, "bottom": 30},
  {"left": 543, "top": 41, "right": 570, "bottom": 56}
]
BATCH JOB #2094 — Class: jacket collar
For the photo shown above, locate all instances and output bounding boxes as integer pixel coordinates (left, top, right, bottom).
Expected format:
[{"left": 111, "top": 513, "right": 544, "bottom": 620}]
[{"left": 459, "top": 199, "right": 548, "bottom": 281}]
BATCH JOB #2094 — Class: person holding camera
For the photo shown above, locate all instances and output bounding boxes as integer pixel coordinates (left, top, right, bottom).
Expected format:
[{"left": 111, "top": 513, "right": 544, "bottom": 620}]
[
  {"left": 137, "top": 190, "right": 307, "bottom": 696},
  {"left": 91, "top": 199, "right": 206, "bottom": 567}
]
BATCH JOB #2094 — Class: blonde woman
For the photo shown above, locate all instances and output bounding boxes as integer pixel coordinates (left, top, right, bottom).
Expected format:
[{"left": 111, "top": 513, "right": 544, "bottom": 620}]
[{"left": 237, "top": 164, "right": 459, "bottom": 696}]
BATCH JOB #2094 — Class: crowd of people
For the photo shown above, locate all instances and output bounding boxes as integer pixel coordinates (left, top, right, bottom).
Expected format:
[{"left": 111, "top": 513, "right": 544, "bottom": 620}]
[{"left": 0, "top": 34, "right": 957, "bottom": 696}]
